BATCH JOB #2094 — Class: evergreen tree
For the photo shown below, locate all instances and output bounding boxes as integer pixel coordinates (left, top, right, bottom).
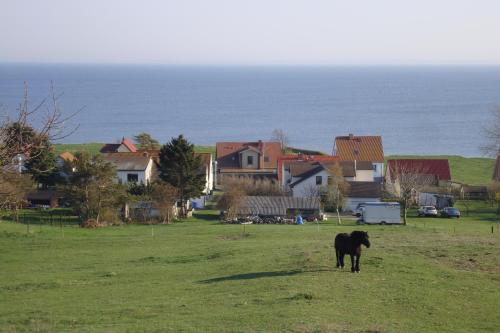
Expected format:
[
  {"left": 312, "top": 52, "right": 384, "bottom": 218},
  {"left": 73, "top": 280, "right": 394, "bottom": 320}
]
[
  {"left": 134, "top": 132, "right": 160, "bottom": 150},
  {"left": 24, "top": 144, "right": 60, "bottom": 188},
  {"left": 158, "top": 135, "right": 205, "bottom": 217}
]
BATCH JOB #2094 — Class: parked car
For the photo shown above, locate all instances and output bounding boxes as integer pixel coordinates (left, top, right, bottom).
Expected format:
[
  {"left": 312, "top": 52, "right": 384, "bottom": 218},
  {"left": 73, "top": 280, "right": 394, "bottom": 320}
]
[
  {"left": 417, "top": 206, "right": 438, "bottom": 217},
  {"left": 440, "top": 207, "right": 461, "bottom": 218},
  {"left": 353, "top": 203, "right": 366, "bottom": 217}
]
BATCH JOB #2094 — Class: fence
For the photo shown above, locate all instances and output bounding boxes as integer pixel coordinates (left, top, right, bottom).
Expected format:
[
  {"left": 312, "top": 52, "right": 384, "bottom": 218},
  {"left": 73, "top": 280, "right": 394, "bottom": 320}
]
[{"left": 2, "top": 209, "right": 82, "bottom": 226}]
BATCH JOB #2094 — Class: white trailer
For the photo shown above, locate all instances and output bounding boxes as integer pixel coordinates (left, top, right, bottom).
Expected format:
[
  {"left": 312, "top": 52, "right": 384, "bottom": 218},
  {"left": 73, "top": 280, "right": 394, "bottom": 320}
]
[{"left": 360, "top": 202, "right": 401, "bottom": 225}]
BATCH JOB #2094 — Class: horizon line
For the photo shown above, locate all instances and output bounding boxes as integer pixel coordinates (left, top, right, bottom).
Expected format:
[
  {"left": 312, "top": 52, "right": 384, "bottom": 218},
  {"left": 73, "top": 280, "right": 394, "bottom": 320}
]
[{"left": 2, "top": 61, "right": 500, "bottom": 67}]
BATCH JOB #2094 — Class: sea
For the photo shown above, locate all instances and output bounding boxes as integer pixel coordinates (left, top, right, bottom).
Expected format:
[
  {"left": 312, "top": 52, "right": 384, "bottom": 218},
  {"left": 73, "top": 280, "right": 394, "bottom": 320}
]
[{"left": 1, "top": 63, "right": 499, "bottom": 157}]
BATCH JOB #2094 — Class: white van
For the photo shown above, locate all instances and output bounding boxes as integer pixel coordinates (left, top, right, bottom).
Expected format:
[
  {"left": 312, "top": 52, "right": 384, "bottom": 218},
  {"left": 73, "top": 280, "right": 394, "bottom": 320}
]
[{"left": 360, "top": 202, "right": 401, "bottom": 225}]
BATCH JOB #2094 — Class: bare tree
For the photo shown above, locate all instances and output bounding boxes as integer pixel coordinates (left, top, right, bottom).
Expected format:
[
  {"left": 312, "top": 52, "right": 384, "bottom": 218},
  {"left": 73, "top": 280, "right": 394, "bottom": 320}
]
[
  {"left": 321, "top": 163, "right": 350, "bottom": 225},
  {"left": 217, "top": 186, "right": 245, "bottom": 219},
  {"left": 221, "top": 176, "right": 285, "bottom": 196},
  {"left": 271, "top": 129, "right": 289, "bottom": 153},
  {"left": 0, "top": 172, "right": 33, "bottom": 221},
  {"left": 0, "top": 82, "right": 80, "bottom": 165},
  {"left": 386, "top": 161, "right": 433, "bottom": 225},
  {"left": 302, "top": 184, "right": 321, "bottom": 198},
  {"left": 152, "top": 182, "right": 178, "bottom": 224},
  {"left": 481, "top": 106, "right": 500, "bottom": 156},
  {"left": 0, "top": 83, "right": 80, "bottom": 213}
]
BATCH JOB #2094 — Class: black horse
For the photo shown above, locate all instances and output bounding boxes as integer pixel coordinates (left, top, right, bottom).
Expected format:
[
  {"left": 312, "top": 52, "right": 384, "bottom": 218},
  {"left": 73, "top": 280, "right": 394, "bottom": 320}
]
[{"left": 334, "top": 231, "right": 371, "bottom": 273}]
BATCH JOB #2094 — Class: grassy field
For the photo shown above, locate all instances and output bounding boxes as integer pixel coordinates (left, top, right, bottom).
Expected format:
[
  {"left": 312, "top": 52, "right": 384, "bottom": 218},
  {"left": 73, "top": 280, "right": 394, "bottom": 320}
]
[
  {"left": 53, "top": 143, "right": 215, "bottom": 156},
  {"left": 53, "top": 143, "right": 105, "bottom": 156},
  {"left": 387, "top": 155, "right": 495, "bottom": 185},
  {"left": 1, "top": 202, "right": 499, "bottom": 332}
]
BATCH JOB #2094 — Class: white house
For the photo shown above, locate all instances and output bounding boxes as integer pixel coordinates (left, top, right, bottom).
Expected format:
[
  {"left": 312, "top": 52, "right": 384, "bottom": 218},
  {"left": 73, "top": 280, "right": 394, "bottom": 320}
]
[
  {"left": 102, "top": 153, "right": 155, "bottom": 184},
  {"left": 191, "top": 152, "right": 214, "bottom": 209},
  {"left": 285, "top": 160, "right": 376, "bottom": 197},
  {"left": 100, "top": 137, "right": 138, "bottom": 154},
  {"left": 333, "top": 134, "right": 385, "bottom": 182},
  {"left": 289, "top": 167, "right": 332, "bottom": 197}
]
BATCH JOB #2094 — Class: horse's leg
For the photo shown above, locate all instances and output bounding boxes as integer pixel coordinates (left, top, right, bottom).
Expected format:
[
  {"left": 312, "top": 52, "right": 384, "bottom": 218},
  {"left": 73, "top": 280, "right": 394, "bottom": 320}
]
[
  {"left": 340, "top": 252, "right": 345, "bottom": 268},
  {"left": 350, "top": 254, "right": 355, "bottom": 273},
  {"left": 335, "top": 249, "right": 340, "bottom": 268},
  {"left": 355, "top": 254, "right": 360, "bottom": 272}
]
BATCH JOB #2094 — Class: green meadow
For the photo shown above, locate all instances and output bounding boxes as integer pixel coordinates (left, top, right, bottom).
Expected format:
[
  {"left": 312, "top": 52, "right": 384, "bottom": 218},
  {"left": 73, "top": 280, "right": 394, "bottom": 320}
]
[
  {"left": 1, "top": 202, "right": 499, "bottom": 332},
  {"left": 386, "top": 155, "right": 495, "bottom": 186}
]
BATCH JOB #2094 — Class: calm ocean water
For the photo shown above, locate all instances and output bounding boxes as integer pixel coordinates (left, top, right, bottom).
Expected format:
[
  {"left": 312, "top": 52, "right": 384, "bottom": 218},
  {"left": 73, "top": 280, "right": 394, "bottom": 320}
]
[{"left": 0, "top": 64, "right": 499, "bottom": 156}]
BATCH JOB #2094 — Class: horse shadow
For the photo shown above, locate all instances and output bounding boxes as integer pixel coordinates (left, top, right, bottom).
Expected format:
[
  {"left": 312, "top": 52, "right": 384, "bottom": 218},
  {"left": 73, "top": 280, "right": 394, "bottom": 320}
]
[{"left": 198, "top": 268, "right": 330, "bottom": 284}]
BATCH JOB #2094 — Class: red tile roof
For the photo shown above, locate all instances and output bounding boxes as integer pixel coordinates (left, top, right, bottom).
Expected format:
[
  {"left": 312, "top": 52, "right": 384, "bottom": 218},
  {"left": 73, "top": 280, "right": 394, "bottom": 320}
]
[
  {"left": 100, "top": 137, "right": 137, "bottom": 153},
  {"left": 216, "top": 141, "right": 283, "bottom": 169},
  {"left": 387, "top": 159, "right": 451, "bottom": 182},
  {"left": 58, "top": 151, "right": 75, "bottom": 162},
  {"left": 334, "top": 135, "right": 384, "bottom": 162},
  {"left": 121, "top": 137, "right": 137, "bottom": 152}
]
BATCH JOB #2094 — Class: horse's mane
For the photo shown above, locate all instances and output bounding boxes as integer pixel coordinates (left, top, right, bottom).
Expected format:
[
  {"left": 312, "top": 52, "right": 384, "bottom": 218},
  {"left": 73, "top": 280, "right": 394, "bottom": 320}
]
[{"left": 350, "top": 231, "right": 367, "bottom": 240}]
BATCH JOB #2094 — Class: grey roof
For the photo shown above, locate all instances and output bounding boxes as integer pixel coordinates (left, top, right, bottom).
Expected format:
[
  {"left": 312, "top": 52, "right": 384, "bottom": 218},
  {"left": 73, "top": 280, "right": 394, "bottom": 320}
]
[
  {"left": 236, "top": 196, "right": 321, "bottom": 216},
  {"left": 102, "top": 153, "right": 151, "bottom": 171}
]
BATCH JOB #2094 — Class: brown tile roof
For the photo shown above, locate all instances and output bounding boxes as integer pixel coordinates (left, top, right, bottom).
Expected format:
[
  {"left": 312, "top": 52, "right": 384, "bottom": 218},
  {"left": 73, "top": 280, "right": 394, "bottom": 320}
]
[
  {"left": 346, "top": 181, "right": 381, "bottom": 198},
  {"left": 288, "top": 161, "right": 318, "bottom": 177},
  {"left": 58, "top": 151, "right": 75, "bottom": 162},
  {"left": 216, "top": 141, "right": 283, "bottom": 169},
  {"left": 387, "top": 159, "right": 451, "bottom": 182},
  {"left": 334, "top": 135, "right": 384, "bottom": 162}
]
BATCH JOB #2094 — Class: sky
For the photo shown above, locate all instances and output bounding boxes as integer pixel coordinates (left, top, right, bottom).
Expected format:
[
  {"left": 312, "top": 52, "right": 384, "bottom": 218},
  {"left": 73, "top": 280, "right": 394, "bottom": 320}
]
[{"left": 1, "top": 0, "right": 500, "bottom": 65}]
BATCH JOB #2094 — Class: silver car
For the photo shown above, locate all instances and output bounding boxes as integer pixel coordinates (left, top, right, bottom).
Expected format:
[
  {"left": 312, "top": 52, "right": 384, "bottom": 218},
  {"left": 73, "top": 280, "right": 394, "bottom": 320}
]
[{"left": 417, "top": 206, "right": 438, "bottom": 217}]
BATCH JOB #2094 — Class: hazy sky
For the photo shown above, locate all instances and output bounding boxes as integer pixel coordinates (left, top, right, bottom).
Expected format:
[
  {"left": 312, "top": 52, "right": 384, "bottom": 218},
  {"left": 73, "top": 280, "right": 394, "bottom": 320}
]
[{"left": 1, "top": 0, "right": 500, "bottom": 65}]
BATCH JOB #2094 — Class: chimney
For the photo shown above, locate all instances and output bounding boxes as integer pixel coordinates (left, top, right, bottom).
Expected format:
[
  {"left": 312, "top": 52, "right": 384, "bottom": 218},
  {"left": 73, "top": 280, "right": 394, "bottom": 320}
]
[{"left": 349, "top": 133, "right": 354, "bottom": 140}]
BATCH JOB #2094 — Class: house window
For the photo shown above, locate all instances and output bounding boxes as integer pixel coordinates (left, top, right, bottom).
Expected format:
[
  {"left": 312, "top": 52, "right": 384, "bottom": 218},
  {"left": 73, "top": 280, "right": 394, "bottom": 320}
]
[
  {"left": 373, "top": 164, "right": 377, "bottom": 171},
  {"left": 316, "top": 176, "right": 322, "bottom": 185},
  {"left": 264, "top": 155, "right": 269, "bottom": 162},
  {"left": 127, "top": 173, "right": 139, "bottom": 182},
  {"left": 247, "top": 156, "right": 254, "bottom": 165},
  {"left": 327, "top": 176, "right": 333, "bottom": 185}
]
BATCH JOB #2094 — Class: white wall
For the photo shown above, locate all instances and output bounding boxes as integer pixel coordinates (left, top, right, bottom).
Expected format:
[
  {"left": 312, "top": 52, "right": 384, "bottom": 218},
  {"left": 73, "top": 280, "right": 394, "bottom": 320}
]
[
  {"left": 291, "top": 169, "right": 330, "bottom": 197},
  {"left": 202, "top": 155, "right": 214, "bottom": 194},
  {"left": 241, "top": 150, "right": 259, "bottom": 169},
  {"left": 344, "top": 197, "right": 381, "bottom": 212},
  {"left": 355, "top": 169, "right": 374, "bottom": 182},
  {"left": 373, "top": 162, "right": 384, "bottom": 179},
  {"left": 116, "top": 159, "right": 153, "bottom": 184}
]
